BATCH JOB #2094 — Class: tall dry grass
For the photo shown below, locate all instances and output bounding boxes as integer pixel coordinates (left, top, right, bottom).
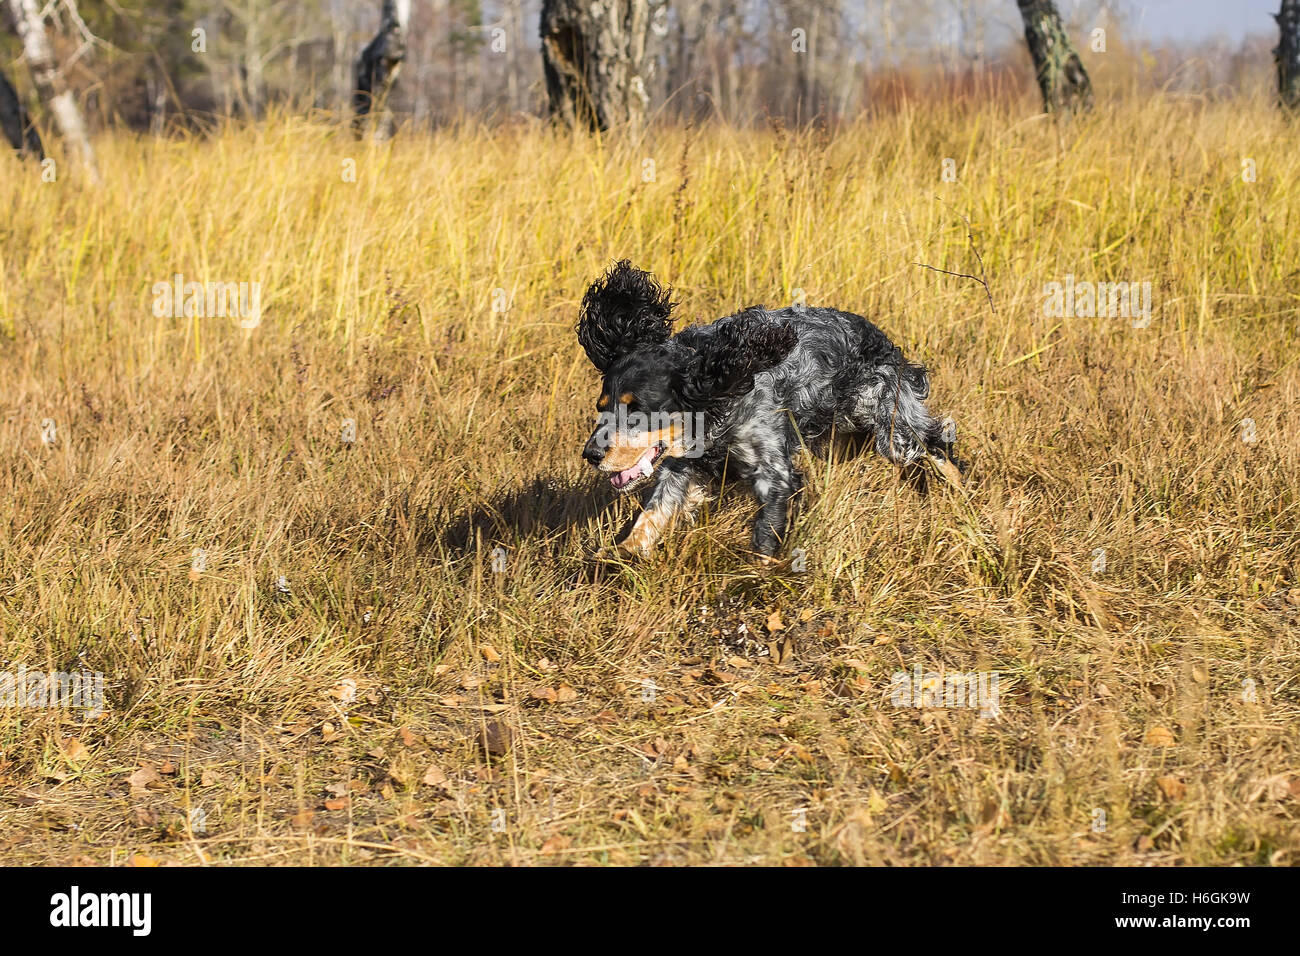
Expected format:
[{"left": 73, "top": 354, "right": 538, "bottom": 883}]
[{"left": 0, "top": 92, "right": 1297, "bottom": 864}]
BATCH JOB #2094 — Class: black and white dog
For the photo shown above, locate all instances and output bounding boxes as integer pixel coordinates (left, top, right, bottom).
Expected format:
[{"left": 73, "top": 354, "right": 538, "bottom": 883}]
[{"left": 578, "top": 261, "right": 963, "bottom": 562}]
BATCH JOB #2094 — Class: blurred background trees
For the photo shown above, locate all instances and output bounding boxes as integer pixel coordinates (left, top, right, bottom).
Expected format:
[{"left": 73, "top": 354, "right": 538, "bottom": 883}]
[{"left": 0, "top": 0, "right": 1291, "bottom": 139}]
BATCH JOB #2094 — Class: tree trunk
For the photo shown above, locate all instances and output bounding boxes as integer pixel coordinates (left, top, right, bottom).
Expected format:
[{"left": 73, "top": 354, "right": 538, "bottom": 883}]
[
  {"left": 540, "top": 0, "right": 658, "bottom": 133},
  {"left": 0, "top": 63, "right": 42, "bottom": 158},
  {"left": 1015, "top": 0, "right": 1092, "bottom": 114},
  {"left": 353, "top": 0, "right": 409, "bottom": 140},
  {"left": 4, "top": 0, "right": 98, "bottom": 181},
  {"left": 1277, "top": 0, "right": 1300, "bottom": 111}
]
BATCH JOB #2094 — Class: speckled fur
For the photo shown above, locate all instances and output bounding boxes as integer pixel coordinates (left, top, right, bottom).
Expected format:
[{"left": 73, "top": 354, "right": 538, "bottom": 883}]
[{"left": 578, "top": 261, "right": 963, "bottom": 558}]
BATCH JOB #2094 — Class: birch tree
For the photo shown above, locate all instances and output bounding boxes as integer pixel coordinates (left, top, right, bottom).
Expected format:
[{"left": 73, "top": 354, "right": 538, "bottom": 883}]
[
  {"left": 1277, "top": 0, "right": 1300, "bottom": 111},
  {"left": 540, "top": 0, "right": 660, "bottom": 133},
  {"left": 3, "top": 0, "right": 98, "bottom": 181},
  {"left": 1015, "top": 0, "right": 1093, "bottom": 114}
]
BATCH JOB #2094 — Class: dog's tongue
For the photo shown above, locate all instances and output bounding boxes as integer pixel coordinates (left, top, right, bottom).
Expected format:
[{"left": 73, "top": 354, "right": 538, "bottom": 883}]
[{"left": 610, "top": 447, "right": 656, "bottom": 489}]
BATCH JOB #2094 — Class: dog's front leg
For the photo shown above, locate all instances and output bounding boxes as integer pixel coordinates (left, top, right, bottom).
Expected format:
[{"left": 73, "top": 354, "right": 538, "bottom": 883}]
[
  {"left": 616, "top": 463, "right": 711, "bottom": 557},
  {"left": 750, "top": 463, "right": 801, "bottom": 563}
]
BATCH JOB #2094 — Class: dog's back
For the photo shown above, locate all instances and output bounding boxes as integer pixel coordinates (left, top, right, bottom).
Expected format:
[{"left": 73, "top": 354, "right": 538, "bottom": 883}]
[{"left": 694, "top": 305, "right": 956, "bottom": 475}]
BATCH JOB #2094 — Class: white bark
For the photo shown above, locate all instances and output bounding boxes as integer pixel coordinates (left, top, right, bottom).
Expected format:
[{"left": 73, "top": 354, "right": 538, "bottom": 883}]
[{"left": 4, "top": 0, "right": 99, "bottom": 183}]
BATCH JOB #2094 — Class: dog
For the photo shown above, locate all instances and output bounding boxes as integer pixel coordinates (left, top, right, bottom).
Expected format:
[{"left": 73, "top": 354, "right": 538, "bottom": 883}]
[{"left": 577, "top": 260, "right": 963, "bottom": 562}]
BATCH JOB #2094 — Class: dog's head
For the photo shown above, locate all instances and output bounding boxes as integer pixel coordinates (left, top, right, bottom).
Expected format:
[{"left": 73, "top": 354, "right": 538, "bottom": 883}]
[{"left": 578, "top": 261, "right": 797, "bottom": 493}]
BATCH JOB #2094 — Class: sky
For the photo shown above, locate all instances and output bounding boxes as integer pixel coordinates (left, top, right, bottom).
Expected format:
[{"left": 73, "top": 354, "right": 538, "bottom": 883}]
[{"left": 1114, "top": 1, "right": 1281, "bottom": 44}]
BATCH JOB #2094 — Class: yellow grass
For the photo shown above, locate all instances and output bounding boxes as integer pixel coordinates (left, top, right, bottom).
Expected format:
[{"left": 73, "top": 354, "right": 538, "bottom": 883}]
[{"left": 1, "top": 93, "right": 1297, "bottom": 865}]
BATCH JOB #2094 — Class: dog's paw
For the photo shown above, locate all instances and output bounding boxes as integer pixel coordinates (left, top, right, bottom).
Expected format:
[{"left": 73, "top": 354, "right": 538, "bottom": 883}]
[
  {"left": 592, "top": 542, "right": 637, "bottom": 564},
  {"left": 749, "top": 552, "right": 785, "bottom": 570}
]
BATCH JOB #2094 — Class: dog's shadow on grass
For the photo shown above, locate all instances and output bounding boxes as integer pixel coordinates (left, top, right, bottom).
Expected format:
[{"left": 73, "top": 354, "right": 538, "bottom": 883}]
[
  {"left": 434, "top": 474, "right": 630, "bottom": 558},
  {"left": 432, "top": 435, "right": 948, "bottom": 563}
]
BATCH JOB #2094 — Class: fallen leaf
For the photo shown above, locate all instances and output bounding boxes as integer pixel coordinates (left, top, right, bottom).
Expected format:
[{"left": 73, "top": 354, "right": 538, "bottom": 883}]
[
  {"left": 421, "top": 764, "right": 448, "bottom": 787},
  {"left": 1145, "top": 726, "right": 1176, "bottom": 747},
  {"left": 62, "top": 738, "right": 88, "bottom": 761},
  {"left": 133, "top": 806, "right": 159, "bottom": 826},
  {"left": 481, "top": 644, "right": 502, "bottom": 663},
  {"left": 1249, "top": 774, "right": 1292, "bottom": 802},
  {"left": 766, "top": 610, "right": 785, "bottom": 633},
  {"left": 478, "top": 720, "right": 514, "bottom": 758},
  {"left": 200, "top": 769, "right": 221, "bottom": 787},
  {"left": 128, "top": 766, "right": 165, "bottom": 792},
  {"left": 1155, "top": 776, "right": 1186, "bottom": 800},
  {"left": 539, "top": 835, "right": 571, "bottom": 855},
  {"left": 323, "top": 797, "right": 350, "bottom": 811},
  {"left": 290, "top": 810, "right": 315, "bottom": 829},
  {"left": 129, "top": 854, "right": 159, "bottom": 867},
  {"left": 555, "top": 684, "right": 578, "bottom": 703}
]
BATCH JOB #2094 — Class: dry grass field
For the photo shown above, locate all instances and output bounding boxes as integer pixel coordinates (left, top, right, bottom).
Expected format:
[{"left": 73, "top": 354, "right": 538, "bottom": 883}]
[{"left": 1, "top": 93, "right": 1298, "bottom": 865}]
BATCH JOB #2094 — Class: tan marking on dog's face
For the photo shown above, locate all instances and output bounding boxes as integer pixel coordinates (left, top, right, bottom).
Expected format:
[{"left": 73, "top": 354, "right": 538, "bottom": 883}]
[
  {"left": 598, "top": 424, "right": 677, "bottom": 472},
  {"left": 619, "top": 392, "right": 635, "bottom": 406},
  {"left": 597, "top": 393, "right": 611, "bottom": 410}
]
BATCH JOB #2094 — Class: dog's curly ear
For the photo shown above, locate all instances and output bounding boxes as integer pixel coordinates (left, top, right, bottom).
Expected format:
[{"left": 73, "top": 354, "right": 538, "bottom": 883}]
[
  {"left": 678, "top": 308, "right": 798, "bottom": 407},
  {"left": 577, "top": 260, "right": 675, "bottom": 372}
]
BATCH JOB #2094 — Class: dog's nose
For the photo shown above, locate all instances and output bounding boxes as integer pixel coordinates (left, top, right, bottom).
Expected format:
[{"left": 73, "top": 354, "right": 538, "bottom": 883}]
[{"left": 583, "top": 439, "right": 605, "bottom": 466}]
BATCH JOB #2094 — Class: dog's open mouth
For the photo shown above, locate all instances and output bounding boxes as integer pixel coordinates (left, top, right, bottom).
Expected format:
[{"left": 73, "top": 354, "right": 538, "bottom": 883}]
[{"left": 608, "top": 441, "right": 666, "bottom": 493}]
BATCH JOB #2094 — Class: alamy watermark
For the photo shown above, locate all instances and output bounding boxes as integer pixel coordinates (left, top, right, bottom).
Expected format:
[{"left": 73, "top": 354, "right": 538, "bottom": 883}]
[
  {"left": 1041, "top": 275, "right": 1152, "bottom": 327},
  {"left": 151, "top": 273, "right": 261, "bottom": 328},
  {"left": 1, "top": 666, "right": 104, "bottom": 716},
  {"left": 889, "top": 666, "right": 1000, "bottom": 718},
  {"left": 589, "top": 407, "right": 709, "bottom": 458}
]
